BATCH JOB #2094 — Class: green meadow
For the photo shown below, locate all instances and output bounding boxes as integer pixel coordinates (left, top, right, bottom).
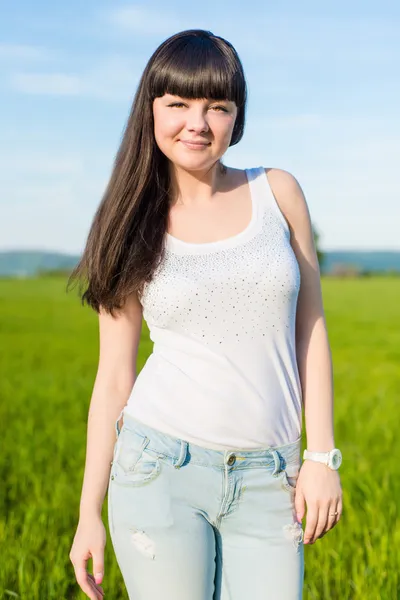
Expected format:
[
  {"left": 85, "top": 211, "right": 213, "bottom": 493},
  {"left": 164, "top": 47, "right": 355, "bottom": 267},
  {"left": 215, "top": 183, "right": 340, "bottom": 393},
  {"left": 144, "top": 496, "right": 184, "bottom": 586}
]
[{"left": 0, "top": 275, "right": 399, "bottom": 600}]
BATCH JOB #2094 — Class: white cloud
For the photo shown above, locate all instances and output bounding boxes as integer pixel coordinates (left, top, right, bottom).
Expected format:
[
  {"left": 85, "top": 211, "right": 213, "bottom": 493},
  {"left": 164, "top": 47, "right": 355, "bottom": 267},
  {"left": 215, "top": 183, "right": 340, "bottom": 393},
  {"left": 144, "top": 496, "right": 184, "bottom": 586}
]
[
  {"left": 3, "top": 181, "right": 76, "bottom": 209},
  {"left": 0, "top": 154, "right": 84, "bottom": 176},
  {"left": 233, "top": 14, "right": 400, "bottom": 66},
  {"left": 11, "top": 72, "right": 81, "bottom": 95},
  {"left": 81, "top": 55, "right": 141, "bottom": 101},
  {"left": 0, "top": 43, "right": 49, "bottom": 61},
  {"left": 108, "top": 6, "right": 183, "bottom": 35},
  {"left": 9, "top": 54, "right": 142, "bottom": 100},
  {"left": 259, "top": 114, "right": 324, "bottom": 128}
]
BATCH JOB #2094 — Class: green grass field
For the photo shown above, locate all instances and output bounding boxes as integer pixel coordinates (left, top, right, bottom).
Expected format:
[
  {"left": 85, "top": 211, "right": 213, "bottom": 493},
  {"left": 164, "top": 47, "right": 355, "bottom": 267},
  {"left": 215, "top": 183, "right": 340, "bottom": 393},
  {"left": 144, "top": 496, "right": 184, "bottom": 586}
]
[{"left": 1, "top": 275, "right": 399, "bottom": 599}]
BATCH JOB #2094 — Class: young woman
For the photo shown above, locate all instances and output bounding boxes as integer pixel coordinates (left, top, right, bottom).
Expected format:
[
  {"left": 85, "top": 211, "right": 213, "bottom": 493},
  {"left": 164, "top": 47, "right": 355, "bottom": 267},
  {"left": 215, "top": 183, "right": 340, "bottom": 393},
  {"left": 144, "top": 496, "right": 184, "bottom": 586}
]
[{"left": 68, "top": 29, "right": 343, "bottom": 600}]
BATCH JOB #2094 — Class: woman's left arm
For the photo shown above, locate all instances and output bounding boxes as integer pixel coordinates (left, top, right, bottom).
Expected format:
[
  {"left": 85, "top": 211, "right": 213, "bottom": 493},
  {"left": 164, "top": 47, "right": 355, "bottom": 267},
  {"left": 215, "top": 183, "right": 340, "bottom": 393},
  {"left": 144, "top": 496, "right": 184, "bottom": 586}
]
[{"left": 267, "top": 168, "right": 343, "bottom": 545}]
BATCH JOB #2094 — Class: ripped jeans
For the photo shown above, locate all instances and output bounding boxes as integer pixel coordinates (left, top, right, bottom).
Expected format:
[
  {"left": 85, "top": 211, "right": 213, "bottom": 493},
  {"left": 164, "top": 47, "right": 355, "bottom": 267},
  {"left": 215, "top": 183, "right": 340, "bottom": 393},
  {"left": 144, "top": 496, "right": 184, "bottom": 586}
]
[{"left": 108, "top": 412, "right": 304, "bottom": 600}]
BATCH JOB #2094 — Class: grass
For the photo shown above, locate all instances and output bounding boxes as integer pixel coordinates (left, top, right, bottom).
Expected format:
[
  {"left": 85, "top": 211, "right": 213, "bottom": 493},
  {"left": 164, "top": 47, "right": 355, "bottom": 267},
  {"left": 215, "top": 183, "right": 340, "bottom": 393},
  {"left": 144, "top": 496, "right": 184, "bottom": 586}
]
[{"left": 0, "top": 275, "right": 399, "bottom": 599}]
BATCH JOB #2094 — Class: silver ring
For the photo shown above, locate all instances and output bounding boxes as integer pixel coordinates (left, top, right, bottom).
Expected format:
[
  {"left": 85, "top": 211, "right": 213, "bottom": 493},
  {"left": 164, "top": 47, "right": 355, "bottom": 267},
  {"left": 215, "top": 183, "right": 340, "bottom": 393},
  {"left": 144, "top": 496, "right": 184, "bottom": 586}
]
[{"left": 329, "top": 511, "right": 339, "bottom": 516}]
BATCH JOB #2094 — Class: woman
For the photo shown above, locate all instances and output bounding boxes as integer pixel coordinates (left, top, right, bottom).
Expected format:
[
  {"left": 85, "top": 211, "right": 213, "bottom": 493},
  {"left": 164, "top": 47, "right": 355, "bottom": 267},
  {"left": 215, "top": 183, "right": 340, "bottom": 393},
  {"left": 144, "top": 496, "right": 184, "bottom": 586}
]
[{"left": 68, "top": 29, "right": 343, "bottom": 600}]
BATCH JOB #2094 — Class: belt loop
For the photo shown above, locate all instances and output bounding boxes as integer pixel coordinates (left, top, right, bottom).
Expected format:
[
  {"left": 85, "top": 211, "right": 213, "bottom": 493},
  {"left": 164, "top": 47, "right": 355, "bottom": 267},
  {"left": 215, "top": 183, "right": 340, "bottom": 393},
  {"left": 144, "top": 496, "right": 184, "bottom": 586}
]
[
  {"left": 174, "top": 440, "right": 188, "bottom": 469},
  {"left": 270, "top": 449, "right": 282, "bottom": 475},
  {"left": 114, "top": 408, "right": 125, "bottom": 440}
]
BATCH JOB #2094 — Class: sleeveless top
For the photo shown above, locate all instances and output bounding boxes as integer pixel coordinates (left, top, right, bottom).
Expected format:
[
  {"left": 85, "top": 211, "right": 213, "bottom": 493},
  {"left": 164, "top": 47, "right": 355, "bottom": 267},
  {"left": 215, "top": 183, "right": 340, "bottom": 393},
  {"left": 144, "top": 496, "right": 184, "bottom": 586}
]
[{"left": 123, "top": 166, "right": 303, "bottom": 450}]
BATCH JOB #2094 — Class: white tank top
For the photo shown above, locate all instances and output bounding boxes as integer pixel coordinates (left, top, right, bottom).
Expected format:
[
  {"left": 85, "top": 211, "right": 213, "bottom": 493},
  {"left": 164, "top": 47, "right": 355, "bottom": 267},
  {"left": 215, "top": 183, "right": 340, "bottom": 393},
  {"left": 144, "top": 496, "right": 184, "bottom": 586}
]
[{"left": 123, "top": 166, "right": 303, "bottom": 450}]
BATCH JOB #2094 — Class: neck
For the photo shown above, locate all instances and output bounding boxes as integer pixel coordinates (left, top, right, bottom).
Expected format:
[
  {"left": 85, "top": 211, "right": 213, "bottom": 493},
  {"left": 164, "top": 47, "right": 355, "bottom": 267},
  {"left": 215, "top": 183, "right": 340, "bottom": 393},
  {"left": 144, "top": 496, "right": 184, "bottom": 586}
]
[{"left": 169, "top": 161, "right": 226, "bottom": 206}]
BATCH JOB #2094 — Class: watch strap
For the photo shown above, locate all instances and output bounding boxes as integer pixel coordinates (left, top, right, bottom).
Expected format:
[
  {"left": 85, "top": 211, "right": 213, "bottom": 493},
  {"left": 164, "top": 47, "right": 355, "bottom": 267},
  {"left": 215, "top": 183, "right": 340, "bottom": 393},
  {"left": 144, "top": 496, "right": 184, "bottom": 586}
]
[{"left": 303, "top": 450, "right": 330, "bottom": 463}]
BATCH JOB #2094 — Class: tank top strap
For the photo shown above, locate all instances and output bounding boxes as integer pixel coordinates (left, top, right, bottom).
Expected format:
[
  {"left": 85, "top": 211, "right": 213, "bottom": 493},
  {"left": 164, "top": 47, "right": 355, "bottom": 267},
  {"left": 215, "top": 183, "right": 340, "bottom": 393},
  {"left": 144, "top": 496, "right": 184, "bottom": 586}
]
[{"left": 246, "top": 166, "right": 290, "bottom": 234}]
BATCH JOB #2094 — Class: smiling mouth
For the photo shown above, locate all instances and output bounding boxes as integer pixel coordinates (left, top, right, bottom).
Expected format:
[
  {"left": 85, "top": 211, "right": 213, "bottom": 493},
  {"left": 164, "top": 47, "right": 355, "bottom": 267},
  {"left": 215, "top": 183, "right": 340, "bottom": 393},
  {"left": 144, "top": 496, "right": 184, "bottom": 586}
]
[{"left": 180, "top": 140, "right": 211, "bottom": 149}]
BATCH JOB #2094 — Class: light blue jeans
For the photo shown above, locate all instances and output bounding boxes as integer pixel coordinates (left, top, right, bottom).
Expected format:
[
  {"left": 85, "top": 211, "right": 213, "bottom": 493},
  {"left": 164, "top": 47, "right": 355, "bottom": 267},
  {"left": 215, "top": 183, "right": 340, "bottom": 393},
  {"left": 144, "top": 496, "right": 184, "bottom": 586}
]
[{"left": 108, "top": 412, "right": 304, "bottom": 599}]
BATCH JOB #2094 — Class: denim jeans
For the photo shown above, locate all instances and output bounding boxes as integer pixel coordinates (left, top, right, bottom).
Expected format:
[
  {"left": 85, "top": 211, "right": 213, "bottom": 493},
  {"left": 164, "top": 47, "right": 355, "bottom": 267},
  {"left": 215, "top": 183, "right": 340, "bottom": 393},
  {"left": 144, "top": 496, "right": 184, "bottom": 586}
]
[{"left": 108, "top": 411, "right": 304, "bottom": 599}]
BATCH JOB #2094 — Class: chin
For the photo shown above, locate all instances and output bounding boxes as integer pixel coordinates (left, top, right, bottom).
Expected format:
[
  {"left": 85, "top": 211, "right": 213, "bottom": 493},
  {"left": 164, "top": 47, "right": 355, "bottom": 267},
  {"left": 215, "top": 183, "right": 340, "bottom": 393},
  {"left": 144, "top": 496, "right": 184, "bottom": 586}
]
[{"left": 170, "top": 153, "right": 217, "bottom": 172}]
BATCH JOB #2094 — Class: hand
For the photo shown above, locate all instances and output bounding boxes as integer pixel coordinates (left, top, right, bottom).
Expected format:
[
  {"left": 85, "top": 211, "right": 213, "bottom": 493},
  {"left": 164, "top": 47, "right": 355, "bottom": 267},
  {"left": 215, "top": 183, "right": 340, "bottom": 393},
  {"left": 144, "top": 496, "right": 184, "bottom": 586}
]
[
  {"left": 69, "top": 515, "right": 106, "bottom": 599},
  {"left": 294, "top": 460, "right": 343, "bottom": 545}
]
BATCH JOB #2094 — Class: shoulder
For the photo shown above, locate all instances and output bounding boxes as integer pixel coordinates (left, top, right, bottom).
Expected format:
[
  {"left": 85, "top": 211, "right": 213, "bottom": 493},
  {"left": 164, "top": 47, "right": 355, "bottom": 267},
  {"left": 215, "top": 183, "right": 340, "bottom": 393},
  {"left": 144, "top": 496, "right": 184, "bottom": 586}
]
[
  {"left": 264, "top": 168, "right": 321, "bottom": 281},
  {"left": 264, "top": 167, "right": 311, "bottom": 233}
]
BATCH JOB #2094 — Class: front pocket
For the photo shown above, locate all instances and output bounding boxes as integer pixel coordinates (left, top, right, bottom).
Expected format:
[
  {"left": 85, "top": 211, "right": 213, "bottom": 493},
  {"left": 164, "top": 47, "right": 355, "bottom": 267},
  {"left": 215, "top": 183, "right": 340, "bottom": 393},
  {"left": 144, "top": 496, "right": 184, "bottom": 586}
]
[
  {"left": 278, "top": 468, "right": 299, "bottom": 494},
  {"left": 111, "top": 432, "right": 161, "bottom": 487}
]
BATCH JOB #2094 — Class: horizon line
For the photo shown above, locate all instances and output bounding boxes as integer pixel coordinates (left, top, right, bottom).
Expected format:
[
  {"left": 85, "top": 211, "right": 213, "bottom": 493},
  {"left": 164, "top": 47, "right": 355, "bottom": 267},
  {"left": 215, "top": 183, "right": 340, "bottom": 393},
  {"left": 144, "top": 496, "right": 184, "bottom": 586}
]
[{"left": 1, "top": 246, "right": 400, "bottom": 255}]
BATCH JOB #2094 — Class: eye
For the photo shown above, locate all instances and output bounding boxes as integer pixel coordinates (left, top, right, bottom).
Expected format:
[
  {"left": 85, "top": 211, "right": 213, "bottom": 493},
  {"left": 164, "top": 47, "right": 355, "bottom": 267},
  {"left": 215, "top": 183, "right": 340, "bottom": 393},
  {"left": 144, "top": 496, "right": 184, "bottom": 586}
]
[
  {"left": 210, "top": 105, "right": 228, "bottom": 112},
  {"left": 167, "top": 102, "right": 186, "bottom": 108}
]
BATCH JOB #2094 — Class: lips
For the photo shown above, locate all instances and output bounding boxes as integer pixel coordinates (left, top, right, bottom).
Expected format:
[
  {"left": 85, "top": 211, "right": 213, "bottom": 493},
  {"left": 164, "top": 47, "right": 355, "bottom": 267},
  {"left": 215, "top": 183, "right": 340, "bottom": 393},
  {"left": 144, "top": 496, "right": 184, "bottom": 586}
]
[{"left": 180, "top": 139, "right": 211, "bottom": 149}]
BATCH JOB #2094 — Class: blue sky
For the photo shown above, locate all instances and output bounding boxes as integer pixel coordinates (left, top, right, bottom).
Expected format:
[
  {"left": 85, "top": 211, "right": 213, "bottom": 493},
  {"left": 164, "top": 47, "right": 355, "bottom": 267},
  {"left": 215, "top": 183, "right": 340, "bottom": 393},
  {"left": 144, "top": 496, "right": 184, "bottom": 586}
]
[{"left": 1, "top": 0, "right": 399, "bottom": 253}]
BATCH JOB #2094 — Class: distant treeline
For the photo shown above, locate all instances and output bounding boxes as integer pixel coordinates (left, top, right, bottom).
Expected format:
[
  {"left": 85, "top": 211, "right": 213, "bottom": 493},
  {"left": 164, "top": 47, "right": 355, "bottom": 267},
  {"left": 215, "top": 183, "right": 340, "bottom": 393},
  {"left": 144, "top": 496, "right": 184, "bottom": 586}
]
[{"left": 1, "top": 248, "right": 399, "bottom": 279}]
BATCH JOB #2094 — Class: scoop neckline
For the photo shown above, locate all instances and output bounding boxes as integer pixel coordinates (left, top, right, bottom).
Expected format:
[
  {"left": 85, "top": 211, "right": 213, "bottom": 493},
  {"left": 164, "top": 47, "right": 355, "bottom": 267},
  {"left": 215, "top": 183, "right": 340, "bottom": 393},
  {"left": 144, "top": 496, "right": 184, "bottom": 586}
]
[{"left": 165, "top": 167, "right": 261, "bottom": 255}]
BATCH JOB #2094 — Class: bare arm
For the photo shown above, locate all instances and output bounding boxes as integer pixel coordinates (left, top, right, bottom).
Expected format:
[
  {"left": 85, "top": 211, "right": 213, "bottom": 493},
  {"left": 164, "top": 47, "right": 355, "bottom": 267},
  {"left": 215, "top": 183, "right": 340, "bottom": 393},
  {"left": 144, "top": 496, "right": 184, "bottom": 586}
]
[
  {"left": 268, "top": 167, "right": 342, "bottom": 545},
  {"left": 267, "top": 168, "right": 335, "bottom": 451},
  {"left": 79, "top": 292, "right": 143, "bottom": 519}
]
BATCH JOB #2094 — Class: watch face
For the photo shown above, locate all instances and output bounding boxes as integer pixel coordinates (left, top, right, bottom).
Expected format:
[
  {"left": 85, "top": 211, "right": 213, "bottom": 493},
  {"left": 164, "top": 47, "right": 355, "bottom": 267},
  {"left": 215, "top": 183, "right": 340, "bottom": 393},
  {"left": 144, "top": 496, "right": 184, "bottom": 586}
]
[{"left": 330, "top": 449, "right": 342, "bottom": 469}]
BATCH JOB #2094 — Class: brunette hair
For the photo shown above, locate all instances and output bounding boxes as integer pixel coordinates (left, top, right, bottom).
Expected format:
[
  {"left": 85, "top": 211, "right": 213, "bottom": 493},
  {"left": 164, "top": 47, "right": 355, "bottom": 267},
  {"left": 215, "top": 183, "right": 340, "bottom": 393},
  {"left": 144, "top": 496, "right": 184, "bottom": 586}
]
[{"left": 67, "top": 29, "right": 247, "bottom": 315}]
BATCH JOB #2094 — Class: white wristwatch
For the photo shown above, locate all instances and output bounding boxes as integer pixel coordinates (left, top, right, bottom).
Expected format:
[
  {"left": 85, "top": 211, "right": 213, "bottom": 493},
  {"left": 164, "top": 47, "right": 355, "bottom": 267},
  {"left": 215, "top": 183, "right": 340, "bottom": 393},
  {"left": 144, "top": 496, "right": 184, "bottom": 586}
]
[{"left": 303, "top": 448, "right": 342, "bottom": 470}]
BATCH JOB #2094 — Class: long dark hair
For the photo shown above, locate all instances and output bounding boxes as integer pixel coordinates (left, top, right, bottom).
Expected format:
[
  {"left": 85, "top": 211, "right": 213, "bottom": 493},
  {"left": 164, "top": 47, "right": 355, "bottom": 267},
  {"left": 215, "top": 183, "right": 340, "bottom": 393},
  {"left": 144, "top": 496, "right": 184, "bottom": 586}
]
[{"left": 67, "top": 29, "right": 247, "bottom": 315}]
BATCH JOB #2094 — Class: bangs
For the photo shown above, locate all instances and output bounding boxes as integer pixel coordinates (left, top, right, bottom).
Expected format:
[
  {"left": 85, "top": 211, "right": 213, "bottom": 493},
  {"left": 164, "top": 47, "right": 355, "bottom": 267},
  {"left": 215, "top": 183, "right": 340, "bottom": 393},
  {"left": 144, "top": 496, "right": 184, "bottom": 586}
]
[{"left": 149, "top": 34, "right": 245, "bottom": 107}]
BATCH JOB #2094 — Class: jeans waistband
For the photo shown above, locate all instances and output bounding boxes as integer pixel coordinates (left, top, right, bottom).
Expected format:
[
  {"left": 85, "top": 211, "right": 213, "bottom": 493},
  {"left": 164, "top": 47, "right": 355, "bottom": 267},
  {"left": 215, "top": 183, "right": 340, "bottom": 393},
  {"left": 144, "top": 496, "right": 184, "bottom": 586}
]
[{"left": 115, "top": 410, "right": 302, "bottom": 472}]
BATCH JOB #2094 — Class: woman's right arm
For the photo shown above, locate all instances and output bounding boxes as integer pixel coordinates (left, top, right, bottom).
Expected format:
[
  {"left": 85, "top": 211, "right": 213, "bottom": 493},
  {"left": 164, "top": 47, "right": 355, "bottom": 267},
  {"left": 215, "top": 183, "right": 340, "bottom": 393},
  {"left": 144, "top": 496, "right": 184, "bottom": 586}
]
[{"left": 70, "top": 292, "right": 143, "bottom": 599}]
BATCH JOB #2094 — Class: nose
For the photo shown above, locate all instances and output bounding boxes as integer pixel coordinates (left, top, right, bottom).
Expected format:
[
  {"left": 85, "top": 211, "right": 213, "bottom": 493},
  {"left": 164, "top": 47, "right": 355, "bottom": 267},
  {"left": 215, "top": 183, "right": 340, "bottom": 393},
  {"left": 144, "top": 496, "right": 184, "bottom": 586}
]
[{"left": 186, "top": 107, "right": 209, "bottom": 134}]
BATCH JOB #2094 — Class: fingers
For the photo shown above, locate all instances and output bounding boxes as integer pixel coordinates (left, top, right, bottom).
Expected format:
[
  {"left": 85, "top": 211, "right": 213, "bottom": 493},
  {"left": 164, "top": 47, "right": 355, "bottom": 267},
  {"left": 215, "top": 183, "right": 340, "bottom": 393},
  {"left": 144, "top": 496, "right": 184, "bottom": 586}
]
[
  {"left": 74, "top": 565, "right": 101, "bottom": 599},
  {"left": 93, "top": 552, "right": 104, "bottom": 586},
  {"left": 69, "top": 521, "right": 106, "bottom": 599},
  {"left": 337, "top": 496, "right": 343, "bottom": 521},
  {"left": 313, "top": 508, "right": 329, "bottom": 542},
  {"left": 304, "top": 503, "right": 318, "bottom": 544},
  {"left": 305, "top": 498, "right": 343, "bottom": 543},
  {"left": 328, "top": 496, "right": 343, "bottom": 532},
  {"left": 294, "top": 489, "right": 306, "bottom": 523},
  {"left": 87, "top": 573, "right": 105, "bottom": 598},
  {"left": 72, "top": 562, "right": 104, "bottom": 600}
]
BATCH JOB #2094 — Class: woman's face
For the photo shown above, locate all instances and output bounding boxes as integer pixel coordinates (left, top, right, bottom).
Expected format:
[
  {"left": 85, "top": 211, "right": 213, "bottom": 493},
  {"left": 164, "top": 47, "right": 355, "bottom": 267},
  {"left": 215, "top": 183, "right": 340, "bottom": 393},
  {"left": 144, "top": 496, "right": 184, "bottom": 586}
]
[{"left": 153, "top": 94, "right": 238, "bottom": 172}]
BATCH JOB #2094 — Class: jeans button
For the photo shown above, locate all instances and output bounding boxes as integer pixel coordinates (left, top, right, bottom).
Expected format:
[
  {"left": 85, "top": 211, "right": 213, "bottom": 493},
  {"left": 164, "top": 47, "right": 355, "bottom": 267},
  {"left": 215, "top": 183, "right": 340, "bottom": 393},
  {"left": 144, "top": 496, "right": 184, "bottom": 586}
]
[{"left": 227, "top": 454, "right": 236, "bottom": 466}]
